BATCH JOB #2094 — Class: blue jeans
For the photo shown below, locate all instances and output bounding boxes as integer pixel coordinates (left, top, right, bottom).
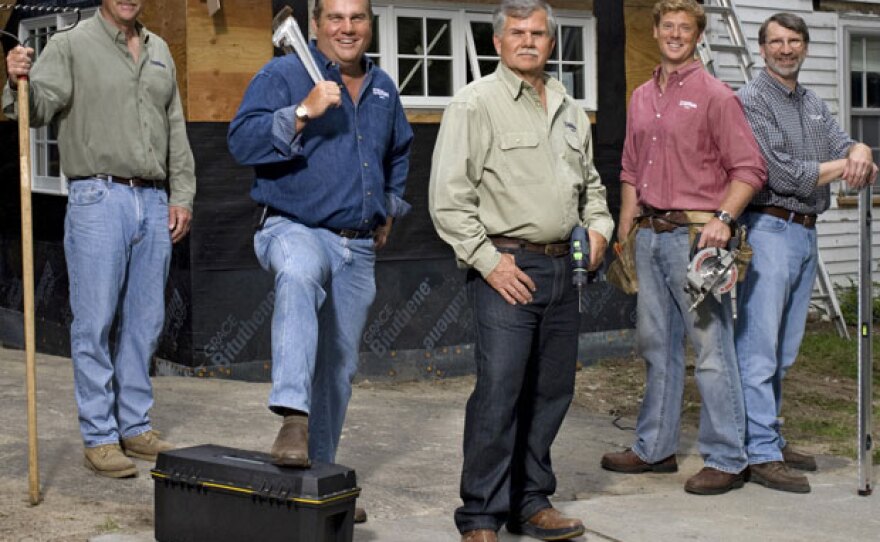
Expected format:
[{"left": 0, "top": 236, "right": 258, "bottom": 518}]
[
  {"left": 631, "top": 227, "right": 747, "bottom": 473},
  {"left": 253, "top": 216, "right": 376, "bottom": 463},
  {"left": 455, "top": 250, "right": 579, "bottom": 534},
  {"left": 65, "top": 179, "right": 171, "bottom": 447},
  {"left": 735, "top": 211, "right": 818, "bottom": 464}
]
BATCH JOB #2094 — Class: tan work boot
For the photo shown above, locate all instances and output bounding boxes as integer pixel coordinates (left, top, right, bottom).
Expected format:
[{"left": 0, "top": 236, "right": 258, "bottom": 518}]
[
  {"left": 271, "top": 414, "right": 311, "bottom": 467},
  {"left": 121, "top": 430, "right": 174, "bottom": 461},
  {"left": 84, "top": 444, "right": 138, "bottom": 478}
]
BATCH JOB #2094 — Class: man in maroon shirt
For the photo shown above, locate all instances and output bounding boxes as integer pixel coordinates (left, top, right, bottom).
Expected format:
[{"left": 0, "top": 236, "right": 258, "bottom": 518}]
[{"left": 600, "top": 0, "right": 766, "bottom": 495}]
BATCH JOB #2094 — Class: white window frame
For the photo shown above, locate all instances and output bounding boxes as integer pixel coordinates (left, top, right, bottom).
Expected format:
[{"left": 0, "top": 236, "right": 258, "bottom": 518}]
[
  {"left": 372, "top": 3, "right": 597, "bottom": 111},
  {"left": 18, "top": 8, "right": 97, "bottom": 196},
  {"left": 838, "top": 20, "right": 880, "bottom": 200}
]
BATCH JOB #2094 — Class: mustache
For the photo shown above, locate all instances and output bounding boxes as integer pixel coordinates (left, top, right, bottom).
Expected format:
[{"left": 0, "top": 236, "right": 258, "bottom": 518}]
[{"left": 517, "top": 48, "right": 540, "bottom": 56}]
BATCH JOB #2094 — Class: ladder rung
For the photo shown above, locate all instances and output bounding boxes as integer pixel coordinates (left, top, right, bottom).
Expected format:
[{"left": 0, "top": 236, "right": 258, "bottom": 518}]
[
  {"left": 703, "top": 6, "right": 733, "bottom": 15},
  {"left": 709, "top": 43, "right": 750, "bottom": 55}
]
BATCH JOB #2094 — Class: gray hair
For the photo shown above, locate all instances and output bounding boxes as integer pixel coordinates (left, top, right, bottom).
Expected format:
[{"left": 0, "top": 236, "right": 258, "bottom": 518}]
[{"left": 492, "top": 0, "right": 557, "bottom": 40}]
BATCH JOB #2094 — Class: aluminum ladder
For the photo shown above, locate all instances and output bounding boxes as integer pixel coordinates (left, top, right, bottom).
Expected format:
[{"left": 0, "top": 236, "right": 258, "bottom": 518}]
[
  {"left": 697, "top": 0, "right": 754, "bottom": 90},
  {"left": 696, "top": 0, "right": 851, "bottom": 338}
]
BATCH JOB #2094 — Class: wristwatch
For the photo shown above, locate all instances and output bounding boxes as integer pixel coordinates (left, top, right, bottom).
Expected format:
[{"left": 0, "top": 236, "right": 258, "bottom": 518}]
[
  {"left": 714, "top": 209, "right": 734, "bottom": 226},
  {"left": 294, "top": 104, "right": 310, "bottom": 122}
]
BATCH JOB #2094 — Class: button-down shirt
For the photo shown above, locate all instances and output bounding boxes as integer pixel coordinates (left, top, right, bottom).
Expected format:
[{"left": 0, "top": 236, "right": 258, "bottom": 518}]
[
  {"left": 621, "top": 61, "right": 766, "bottom": 210},
  {"left": 227, "top": 43, "right": 413, "bottom": 232},
  {"left": 429, "top": 63, "right": 613, "bottom": 278},
  {"left": 2, "top": 13, "right": 196, "bottom": 210},
  {"left": 738, "top": 69, "right": 854, "bottom": 215}
]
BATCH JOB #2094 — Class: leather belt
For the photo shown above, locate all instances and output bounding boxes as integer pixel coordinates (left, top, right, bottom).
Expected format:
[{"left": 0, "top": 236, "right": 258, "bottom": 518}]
[
  {"left": 69, "top": 174, "right": 165, "bottom": 189},
  {"left": 748, "top": 205, "right": 817, "bottom": 229},
  {"left": 638, "top": 207, "right": 689, "bottom": 233},
  {"left": 489, "top": 236, "right": 569, "bottom": 257},
  {"left": 264, "top": 206, "right": 374, "bottom": 239}
]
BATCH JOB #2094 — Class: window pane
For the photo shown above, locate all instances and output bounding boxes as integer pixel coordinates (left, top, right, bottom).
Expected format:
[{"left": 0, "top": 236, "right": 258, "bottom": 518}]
[
  {"left": 868, "top": 72, "right": 880, "bottom": 108},
  {"left": 862, "top": 117, "right": 879, "bottom": 148},
  {"left": 479, "top": 60, "right": 498, "bottom": 77},
  {"left": 561, "top": 26, "right": 584, "bottom": 62},
  {"left": 367, "top": 14, "right": 380, "bottom": 55},
  {"left": 428, "top": 59, "right": 452, "bottom": 95},
  {"left": 471, "top": 22, "right": 495, "bottom": 56},
  {"left": 866, "top": 37, "right": 880, "bottom": 73},
  {"left": 398, "top": 58, "right": 425, "bottom": 96},
  {"left": 426, "top": 19, "right": 451, "bottom": 56},
  {"left": 851, "top": 36, "right": 864, "bottom": 72},
  {"left": 397, "top": 17, "right": 422, "bottom": 55},
  {"left": 545, "top": 61, "right": 559, "bottom": 79},
  {"left": 561, "top": 64, "right": 585, "bottom": 99},
  {"left": 49, "top": 143, "right": 61, "bottom": 177},
  {"left": 852, "top": 72, "right": 864, "bottom": 108}
]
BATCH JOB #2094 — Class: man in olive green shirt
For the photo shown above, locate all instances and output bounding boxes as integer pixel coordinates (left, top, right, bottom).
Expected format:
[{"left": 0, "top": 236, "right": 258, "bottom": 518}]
[
  {"left": 429, "top": 2, "right": 611, "bottom": 541},
  {"left": 4, "top": 0, "right": 195, "bottom": 478}
]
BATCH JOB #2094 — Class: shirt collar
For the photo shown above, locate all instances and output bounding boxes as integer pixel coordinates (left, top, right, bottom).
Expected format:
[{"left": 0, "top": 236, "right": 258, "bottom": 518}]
[
  {"left": 495, "top": 62, "right": 563, "bottom": 100},
  {"left": 757, "top": 67, "right": 806, "bottom": 98},
  {"left": 95, "top": 9, "right": 147, "bottom": 44},
  {"left": 652, "top": 59, "right": 703, "bottom": 88}
]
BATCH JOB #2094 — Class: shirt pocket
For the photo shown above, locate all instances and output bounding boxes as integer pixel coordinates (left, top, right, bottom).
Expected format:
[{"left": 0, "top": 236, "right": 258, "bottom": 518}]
[
  {"left": 563, "top": 131, "right": 587, "bottom": 181},
  {"left": 497, "top": 131, "right": 544, "bottom": 186},
  {"left": 142, "top": 59, "right": 175, "bottom": 108}
]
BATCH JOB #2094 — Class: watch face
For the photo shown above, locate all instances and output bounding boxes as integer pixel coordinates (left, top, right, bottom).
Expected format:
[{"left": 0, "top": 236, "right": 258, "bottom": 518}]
[{"left": 295, "top": 105, "right": 309, "bottom": 120}]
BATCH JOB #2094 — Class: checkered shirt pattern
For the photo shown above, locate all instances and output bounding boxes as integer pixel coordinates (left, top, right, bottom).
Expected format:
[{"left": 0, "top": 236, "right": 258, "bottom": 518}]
[{"left": 737, "top": 69, "right": 854, "bottom": 214}]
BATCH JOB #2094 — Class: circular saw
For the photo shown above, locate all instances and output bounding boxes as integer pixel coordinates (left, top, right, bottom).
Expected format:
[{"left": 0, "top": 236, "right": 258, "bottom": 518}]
[{"left": 684, "top": 246, "right": 739, "bottom": 312}]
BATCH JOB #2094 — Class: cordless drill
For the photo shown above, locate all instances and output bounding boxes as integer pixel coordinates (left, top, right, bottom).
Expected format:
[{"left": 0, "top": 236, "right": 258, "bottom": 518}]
[{"left": 570, "top": 225, "right": 590, "bottom": 313}]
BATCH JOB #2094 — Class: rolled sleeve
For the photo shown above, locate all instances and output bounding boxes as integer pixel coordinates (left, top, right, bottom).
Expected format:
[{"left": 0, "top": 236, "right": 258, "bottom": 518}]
[
  {"left": 272, "top": 105, "right": 305, "bottom": 157},
  {"left": 714, "top": 93, "right": 767, "bottom": 192}
]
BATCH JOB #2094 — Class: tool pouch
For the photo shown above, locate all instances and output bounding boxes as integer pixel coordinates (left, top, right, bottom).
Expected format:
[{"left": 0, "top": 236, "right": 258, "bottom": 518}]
[{"left": 607, "top": 221, "right": 639, "bottom": 294}]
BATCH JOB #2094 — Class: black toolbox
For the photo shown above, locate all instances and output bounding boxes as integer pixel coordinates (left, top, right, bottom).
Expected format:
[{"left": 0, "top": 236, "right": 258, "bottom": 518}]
[{"left": 151, "top": 444, "right": 360, "bottom": 542}]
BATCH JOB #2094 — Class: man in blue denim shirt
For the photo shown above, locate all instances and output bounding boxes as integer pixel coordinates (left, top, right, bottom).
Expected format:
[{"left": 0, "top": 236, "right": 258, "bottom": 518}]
[{"left": 227, "top": 0, "right": 412, "bottom": 491}]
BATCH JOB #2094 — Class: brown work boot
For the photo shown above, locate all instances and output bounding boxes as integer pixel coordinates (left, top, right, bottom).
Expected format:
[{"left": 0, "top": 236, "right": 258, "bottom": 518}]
[
  {"left": 684, "top": 467, "right": 745, "bottom": 495},
  {"left": 601, "top": 448, "right": 678, "bottom": 473},
  {"left": 121, "top": 430, "right": 174, "bottom": 462},
  {"left": 84, "top": 444, "right": 138, "bottom": 478},
  {"left": 749, "top": 461, "right": 811, "bottom": 493},
  {"left": 507, "top": 507, "right": 585, "bottom": 540},
  {"left": 271, "top": 413, "right": 311, "bottom": 467},
  {"left": 354, "top": 506, "right": 367, "bottom": 524},
  {"left": 460, "top": 530, "right": 497, "bottom": 542},
  {"left": 782, "top": 444, "right": 818, "bottom": 472}
]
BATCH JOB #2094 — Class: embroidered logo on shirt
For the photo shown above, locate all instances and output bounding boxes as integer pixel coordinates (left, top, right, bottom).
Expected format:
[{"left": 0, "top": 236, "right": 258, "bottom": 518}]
[
  {"left": 372, "top": 87, "right": 390, "bottom": 100},
  {"left": 564, "top": 121, "right": 577, "bottom": 133},
  {"left": 150, "top": 60, "right": 166, "bottom": 69},
  {"left": 809, "top": 114, "right": 823, "bottom": 121},
  {"left": 679, "top": 100, "right": 698, "bottom": 110}
]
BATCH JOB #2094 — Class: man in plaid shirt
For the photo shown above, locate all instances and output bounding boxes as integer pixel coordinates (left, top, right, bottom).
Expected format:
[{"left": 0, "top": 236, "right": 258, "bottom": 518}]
[{"left": 735, "top": 12, "right": 877, "bottom": 494}]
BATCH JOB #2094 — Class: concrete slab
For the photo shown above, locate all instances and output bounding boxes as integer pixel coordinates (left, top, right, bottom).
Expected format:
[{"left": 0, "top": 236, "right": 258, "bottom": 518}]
[{"left": 0, "top": 347, "right": 876, "bottom": 542}]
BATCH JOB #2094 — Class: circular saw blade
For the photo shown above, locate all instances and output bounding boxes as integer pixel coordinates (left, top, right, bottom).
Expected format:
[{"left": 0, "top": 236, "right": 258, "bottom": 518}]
[{"left": 690, "top": 247, "right": 738, "bottom": 295}]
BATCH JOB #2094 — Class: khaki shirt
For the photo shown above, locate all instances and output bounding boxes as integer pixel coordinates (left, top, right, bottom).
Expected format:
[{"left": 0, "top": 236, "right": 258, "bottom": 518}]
[
  {"left": 2, "top": 13, "right": 196, "bottom": 210},
  {"left": 429, "top": 63, "right": 613, "bottom": 278}
]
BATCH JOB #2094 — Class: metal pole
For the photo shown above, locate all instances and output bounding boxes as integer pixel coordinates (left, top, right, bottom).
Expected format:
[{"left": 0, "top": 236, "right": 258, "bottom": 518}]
[
  {"left": 18, "top": 75, "right": 41, "bottom": 505},
  {"left": 857, "top": 184, "right": 873, "bottom": 496}
]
